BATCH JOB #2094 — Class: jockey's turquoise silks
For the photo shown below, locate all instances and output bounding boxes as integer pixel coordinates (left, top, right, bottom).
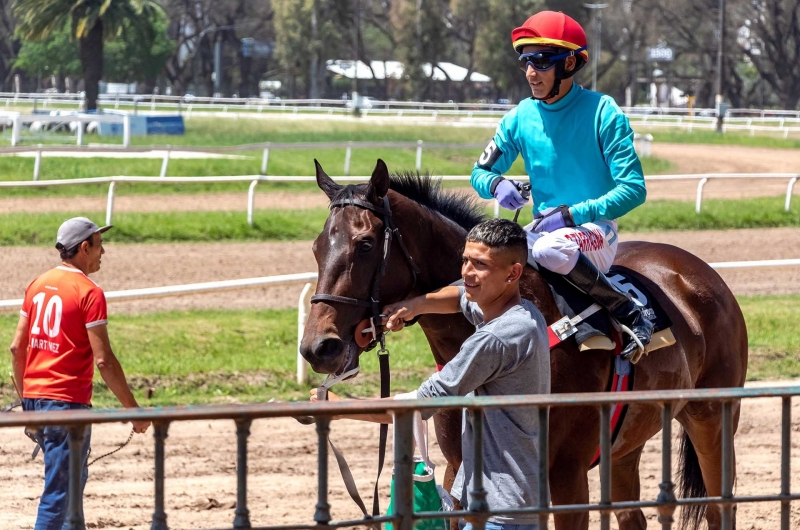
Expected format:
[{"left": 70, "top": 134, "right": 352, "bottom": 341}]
[{"left": 471, "top": 84, "right": 647, "bottom": 226}]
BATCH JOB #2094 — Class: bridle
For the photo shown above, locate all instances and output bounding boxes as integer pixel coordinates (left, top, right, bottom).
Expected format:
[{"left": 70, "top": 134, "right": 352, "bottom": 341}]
[
  {"left": 310, "top": 194, "right": 420, "bottom": 352},
  {"left": 308, "top": 193, "right": 421, "bottom": 525}
]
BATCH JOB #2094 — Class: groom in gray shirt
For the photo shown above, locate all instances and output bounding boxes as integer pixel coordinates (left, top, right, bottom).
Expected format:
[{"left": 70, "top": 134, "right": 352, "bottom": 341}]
[
  {"left": 318, "top": 219, "right": 550, "bottom": 529},
  {"left": 385, "top": 218, "right": 550, "bottom": 529}
]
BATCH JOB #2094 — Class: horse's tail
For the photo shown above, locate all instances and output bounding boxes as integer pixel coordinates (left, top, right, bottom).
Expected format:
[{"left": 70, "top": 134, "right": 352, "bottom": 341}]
[{"left": 677, "top": 429, "right": 707, "bottom": 530}]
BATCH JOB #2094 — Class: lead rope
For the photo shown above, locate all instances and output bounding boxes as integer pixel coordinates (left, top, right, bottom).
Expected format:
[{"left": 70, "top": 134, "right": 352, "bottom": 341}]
[{"left": 85, "top": 427, "right": 135, "bottom": 467}]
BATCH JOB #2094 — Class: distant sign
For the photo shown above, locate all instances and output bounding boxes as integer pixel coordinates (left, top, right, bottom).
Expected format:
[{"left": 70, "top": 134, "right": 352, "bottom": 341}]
[
  {"left": 646, "top": 46, "right": 674, "bottom": 62},
  {"left": 242, "top": 38, "right": 273, "bottom": 58}
]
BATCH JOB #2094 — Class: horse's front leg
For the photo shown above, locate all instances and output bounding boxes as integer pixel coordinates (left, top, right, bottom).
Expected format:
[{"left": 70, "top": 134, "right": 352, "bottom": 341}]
[{"left": 433, "top": 407, "right": 463, "bottom": 530}]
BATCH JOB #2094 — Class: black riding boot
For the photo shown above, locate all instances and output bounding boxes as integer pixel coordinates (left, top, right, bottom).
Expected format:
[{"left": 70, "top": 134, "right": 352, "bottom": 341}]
[{"left": 564, "top": 253, "right": 654, "bottom": 361}]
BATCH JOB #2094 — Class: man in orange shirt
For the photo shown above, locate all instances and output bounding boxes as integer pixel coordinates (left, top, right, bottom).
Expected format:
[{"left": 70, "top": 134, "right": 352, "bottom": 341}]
[{"left": 9, "top": 217, "right": 150, "bottom": 530}]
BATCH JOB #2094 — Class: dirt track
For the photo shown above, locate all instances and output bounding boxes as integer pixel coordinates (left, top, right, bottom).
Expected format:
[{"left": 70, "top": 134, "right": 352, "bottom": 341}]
[
  {"left": 1, "top": 384, "right": 799, "bottom": 529},
  {"left": 2, "top": 226, "right": 798, "bottom": 313}
]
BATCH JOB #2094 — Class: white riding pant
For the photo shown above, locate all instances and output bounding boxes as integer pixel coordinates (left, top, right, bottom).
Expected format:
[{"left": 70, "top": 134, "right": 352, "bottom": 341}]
[{"left": 524, "top": 219, "right": 619, "bottom": 275}]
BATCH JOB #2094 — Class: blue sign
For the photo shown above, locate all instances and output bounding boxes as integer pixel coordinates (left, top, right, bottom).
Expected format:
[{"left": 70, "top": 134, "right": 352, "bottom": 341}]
[{"left": 146, "top": 116, "right": 185, "bottom": 135}]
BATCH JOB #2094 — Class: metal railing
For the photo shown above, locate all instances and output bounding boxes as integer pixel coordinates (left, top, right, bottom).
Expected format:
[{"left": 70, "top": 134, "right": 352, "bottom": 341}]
[
  {"left": 1, "top": 171, "right": 795, "bottom": 226},
  {"left": 1, "top": 386, "right": 796, "bottom": 529}
]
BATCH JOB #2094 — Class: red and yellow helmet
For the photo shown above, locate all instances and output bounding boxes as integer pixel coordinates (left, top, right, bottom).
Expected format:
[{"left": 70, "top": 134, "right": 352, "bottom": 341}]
[{"left": 511, "top": 11, "right": 589, "bottom": 62}]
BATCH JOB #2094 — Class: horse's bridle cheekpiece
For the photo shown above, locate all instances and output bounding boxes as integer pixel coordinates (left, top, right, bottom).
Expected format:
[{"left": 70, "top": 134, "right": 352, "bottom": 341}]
[{"left": 310, "top": 194, "right": 420, "bottom": 352}]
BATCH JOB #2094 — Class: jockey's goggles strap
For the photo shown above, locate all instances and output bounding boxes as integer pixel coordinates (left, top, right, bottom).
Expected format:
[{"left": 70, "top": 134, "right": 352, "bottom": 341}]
[{"left": 518, "top": 46, "right": 587, "bottom": 71}]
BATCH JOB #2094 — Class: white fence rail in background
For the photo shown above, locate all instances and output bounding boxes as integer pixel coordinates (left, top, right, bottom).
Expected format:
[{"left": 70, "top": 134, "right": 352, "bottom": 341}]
[
  {"left": 1, "top": 260, "right": 799, "bottom": 384},
  {"left": 1, "top": 172, "right": 797, "bottom": 226},
  {"left": 0, "top": 112, "right": 129, "bottom": 147},
  {"left": 0, "top": 134, "right": 652, "bottom": 180},
  {"left": 4, "top": 91, "right": 800, "bottom": 119}
]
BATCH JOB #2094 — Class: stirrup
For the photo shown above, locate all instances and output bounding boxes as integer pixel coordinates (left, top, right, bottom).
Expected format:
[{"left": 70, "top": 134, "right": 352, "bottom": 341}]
[{"left": 619, "top": 324, "right": 646, "bottom": 364}]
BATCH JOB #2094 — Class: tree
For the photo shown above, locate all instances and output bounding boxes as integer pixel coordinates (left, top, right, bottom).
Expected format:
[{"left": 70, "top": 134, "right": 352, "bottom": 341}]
[
  {"left": 14, "top": 26, "right": 81, "bottom": 89},
  {"left": 13, "top": 0, "right": 164, "bottom": 110},
  {"left": 104, "top": 14, "right": 174, "bottom": 91}
]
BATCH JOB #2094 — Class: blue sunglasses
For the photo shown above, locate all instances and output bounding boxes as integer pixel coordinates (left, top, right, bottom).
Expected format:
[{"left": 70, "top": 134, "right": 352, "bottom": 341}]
[{"left": 518, "top": 46, "right": 587, "bottom": 72}]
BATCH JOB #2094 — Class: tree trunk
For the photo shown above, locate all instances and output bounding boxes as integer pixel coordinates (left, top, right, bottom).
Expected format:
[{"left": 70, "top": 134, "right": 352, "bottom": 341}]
[{"left": 79, "top": 19, "right": 104, "bottom": 111}]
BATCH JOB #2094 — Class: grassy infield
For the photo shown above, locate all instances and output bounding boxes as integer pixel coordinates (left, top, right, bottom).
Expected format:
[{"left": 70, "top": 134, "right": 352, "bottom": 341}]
[{"left": 1, "top": 120, "right": 798, "bottom": 405}]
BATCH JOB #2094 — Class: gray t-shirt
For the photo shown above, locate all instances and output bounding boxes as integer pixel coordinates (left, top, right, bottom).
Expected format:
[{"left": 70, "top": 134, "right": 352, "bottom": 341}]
[{"left": 416, "top": 288, "right": 550, "bottom": 525}]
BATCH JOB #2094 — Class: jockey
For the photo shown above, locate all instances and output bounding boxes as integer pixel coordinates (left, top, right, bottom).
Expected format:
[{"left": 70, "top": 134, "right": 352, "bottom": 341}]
[{"left": 470, "top": 10, "right": 653, "bottom": 359}]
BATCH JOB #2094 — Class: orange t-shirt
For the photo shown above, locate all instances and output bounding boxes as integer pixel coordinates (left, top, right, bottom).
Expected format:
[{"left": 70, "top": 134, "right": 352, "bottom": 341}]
[{"left": 21, "top": 266, "right": 108, "bottom": 404}]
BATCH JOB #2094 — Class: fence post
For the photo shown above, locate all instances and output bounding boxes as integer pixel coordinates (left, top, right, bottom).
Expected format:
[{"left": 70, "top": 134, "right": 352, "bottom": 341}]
[
  {"left": 657, "top": 402, "right": 677, "bottom": 529},
  {"left": 344, "top": 141, "right": 353, "bottom": 176},
  {"left": 786, "top": 177, "right": 798, "bottom": 212},
  {"left": 537, "top": 406, "right": 550, "bottom": 530},
  {"left": 261, "top": 147, "right": 270, "bottom": 175},
  {"left": 76, "top": 121, "right": 84, "bottom": 146},
  {"left": 11, "top": 115, "right": 21, "bottom": 146},
  {"left": 233, "top": 419, "right": 252, "bottom": 529},
  {"left": 416, "top": 140, "right": 423, "bottom": 172},
  {"left": 160, "top": 150, "right": 170, "bottom": 178},
  {"left": 297, "top": 282, "right": 315, "bottom": 385},
  {"left": 393, "top": 410, "right": 416, "bottom": 530},
  {"left": 64, "top": 425, "right": 87, "bottom": 530},
  {"left": 780, "top": 397, "right": 792, "bottom": 530},
  {"left": 469, "top": 409, "right": 489, "bottom": 529},
  {"left": 106, "top": 182, "right": 116, "bottom": 226},
  {"left": 493, "top": 200, "right": 500, "bottom": 218},
  {"left": 599, "top": 404, "right": 612, "bottom": 530},
  {"left": 123, "top": 115, "right": 131, "bottom": 148},
  {"left": 247, "top": 180, "right": 258, "bottom": 227},
  {"left": 721, "top": 401, "right": 734, "bottom": 530},
  {"left": 313, "top": 416, "right": 332, "bottom": 525},
  {"left": 33, "top": 150, "right": 42, "bottom": 181},
  {"left": 695, "top": 178, "right": 708, "bottom": 214},
  {"left": 151, "top": 421, "right": 170, "bottom": 530}
]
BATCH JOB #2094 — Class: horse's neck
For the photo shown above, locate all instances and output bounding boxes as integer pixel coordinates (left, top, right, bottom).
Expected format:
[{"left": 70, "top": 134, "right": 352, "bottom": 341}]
[
  {"left": 394, "top": 198, "right": 474, "bottom": 366},
  {"left": 396, "top": 200, "right": 466, "bottom": 293}
]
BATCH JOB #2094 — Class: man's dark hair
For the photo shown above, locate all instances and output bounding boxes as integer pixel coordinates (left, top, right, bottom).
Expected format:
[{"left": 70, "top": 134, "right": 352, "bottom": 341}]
[
  {"left": 466, "top": 219, "right": 528, "bottom": 265},
  {"left": 57, "top": 235, "right": 93, "bottom": 261}
]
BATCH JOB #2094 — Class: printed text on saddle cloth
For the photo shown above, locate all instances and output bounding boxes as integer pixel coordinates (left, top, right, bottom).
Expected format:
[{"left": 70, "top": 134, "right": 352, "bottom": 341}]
[{"left": 525, "top": 219, "right": 619, "bottom": 275}]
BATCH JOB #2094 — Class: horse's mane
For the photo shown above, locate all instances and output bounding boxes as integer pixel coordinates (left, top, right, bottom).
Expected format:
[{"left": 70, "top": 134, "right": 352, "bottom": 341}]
[{"left": 330, "top": 172, "right": 486, "bottom": 230}]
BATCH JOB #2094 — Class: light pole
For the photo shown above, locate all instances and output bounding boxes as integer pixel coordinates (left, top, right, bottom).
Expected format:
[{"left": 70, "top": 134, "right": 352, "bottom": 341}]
[
  {"left": 715, "top": 0, "right": 726, "bottom": 132},
  {"left": 584, "top": 3, "right": 608, "bottom": 92}
]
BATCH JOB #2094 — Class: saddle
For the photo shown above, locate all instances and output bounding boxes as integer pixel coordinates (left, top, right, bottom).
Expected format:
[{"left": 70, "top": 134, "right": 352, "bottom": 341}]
[{"left": 528, "top": 257, "right": 676, "bottom": 357}]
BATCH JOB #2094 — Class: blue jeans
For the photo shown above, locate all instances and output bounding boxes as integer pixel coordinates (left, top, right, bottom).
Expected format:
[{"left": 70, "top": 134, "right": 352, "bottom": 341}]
[
  {"left": 460, "top": 523, "right": 539, "bottom": 530},
  {"left": 23, "top": 399, "right": 92, "bottom": 530}
]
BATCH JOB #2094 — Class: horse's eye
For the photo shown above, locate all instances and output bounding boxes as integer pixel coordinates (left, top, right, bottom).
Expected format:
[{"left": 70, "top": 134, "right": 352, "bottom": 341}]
[{"left": 357, "top": 241, "right": 374, "bottom": 254}]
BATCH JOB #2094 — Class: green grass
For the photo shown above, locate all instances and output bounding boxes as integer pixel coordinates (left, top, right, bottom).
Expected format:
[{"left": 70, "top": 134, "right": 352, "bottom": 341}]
[
  {"left": 643, "top": 129, "right": 800, "bottom": 149},
  {"left": 0, "top": 209, "right": 332, "bottom": 246},
  {"left": 0, "top": 309, "right": 434, "bottom": 407},
  {"left": 1, "top": 195, "right": 798, "bottom": 246},
  {"left": 0, "top": 295, "right": 796, "bottom": 406},
  {"left": 0, "top": 117, "right": 673, "bottom": 197}
]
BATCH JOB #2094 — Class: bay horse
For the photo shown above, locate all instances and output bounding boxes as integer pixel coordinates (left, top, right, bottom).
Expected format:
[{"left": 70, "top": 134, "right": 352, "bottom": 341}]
[{"left": 299, "top": 159, "right": 748, "bottom": 530}]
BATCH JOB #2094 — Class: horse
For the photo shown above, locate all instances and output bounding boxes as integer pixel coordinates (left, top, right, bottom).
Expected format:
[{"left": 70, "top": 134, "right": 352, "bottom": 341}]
[{"left": 299, "top": 159, "right": 748, "bottom": 530}]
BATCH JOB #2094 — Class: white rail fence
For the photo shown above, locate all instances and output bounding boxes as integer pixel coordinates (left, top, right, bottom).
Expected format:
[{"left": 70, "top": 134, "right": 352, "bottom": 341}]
[
  {"left": 0, "top": 112, "right": 130, "bottom": 147},
  {"left": 0, "top": 135, "right": 653, "bottom": 181},
  {"left": 1, "top": 173, "right": 797, "bottom": 225},
  {"left": 1, "top": 260, "right": 799, "bottom": 385},
  {"left": 4, "top": 91, "right": 800, "bottom": 119}
]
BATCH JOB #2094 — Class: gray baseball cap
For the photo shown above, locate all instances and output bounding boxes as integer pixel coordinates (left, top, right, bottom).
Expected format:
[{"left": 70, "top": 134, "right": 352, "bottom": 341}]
[{"left": 55, "top": 217, "right": 112, "bottom": 251}]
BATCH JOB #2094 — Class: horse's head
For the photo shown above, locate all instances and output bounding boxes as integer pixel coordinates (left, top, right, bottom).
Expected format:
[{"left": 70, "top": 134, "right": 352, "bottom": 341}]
[{"left": 300, "top": 159, "right": 418, "bottom": 376}]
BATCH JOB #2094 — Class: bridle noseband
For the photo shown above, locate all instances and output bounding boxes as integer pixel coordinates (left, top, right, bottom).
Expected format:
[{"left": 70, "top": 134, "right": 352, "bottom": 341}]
[{"left": 310, "top": 195, "right": 420, "bottom": 351}]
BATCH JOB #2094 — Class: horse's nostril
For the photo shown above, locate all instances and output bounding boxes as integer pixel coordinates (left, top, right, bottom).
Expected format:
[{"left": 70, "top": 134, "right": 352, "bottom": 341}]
[{"left": 313, "top": 337, "right": 344, "bottom": 360}]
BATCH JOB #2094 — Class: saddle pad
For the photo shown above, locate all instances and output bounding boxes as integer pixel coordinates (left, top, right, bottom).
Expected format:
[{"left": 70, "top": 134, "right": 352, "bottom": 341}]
[{"left": 607, "top": 266, "right": 673, "bottom": 335}]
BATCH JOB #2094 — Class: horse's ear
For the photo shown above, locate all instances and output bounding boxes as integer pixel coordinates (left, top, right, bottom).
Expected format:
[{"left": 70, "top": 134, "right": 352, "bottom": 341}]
[
  {"left": 367, "top": 159, "right": 390, "bottom": 203},
  {"left": 315, "top": 159, "right": 340, "bottom": 201}
]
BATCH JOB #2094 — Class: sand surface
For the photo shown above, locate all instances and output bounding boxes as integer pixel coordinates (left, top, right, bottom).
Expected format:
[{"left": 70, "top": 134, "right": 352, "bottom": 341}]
[{"left": 1, "top": 383, "right": 799, "bottom": 529}]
